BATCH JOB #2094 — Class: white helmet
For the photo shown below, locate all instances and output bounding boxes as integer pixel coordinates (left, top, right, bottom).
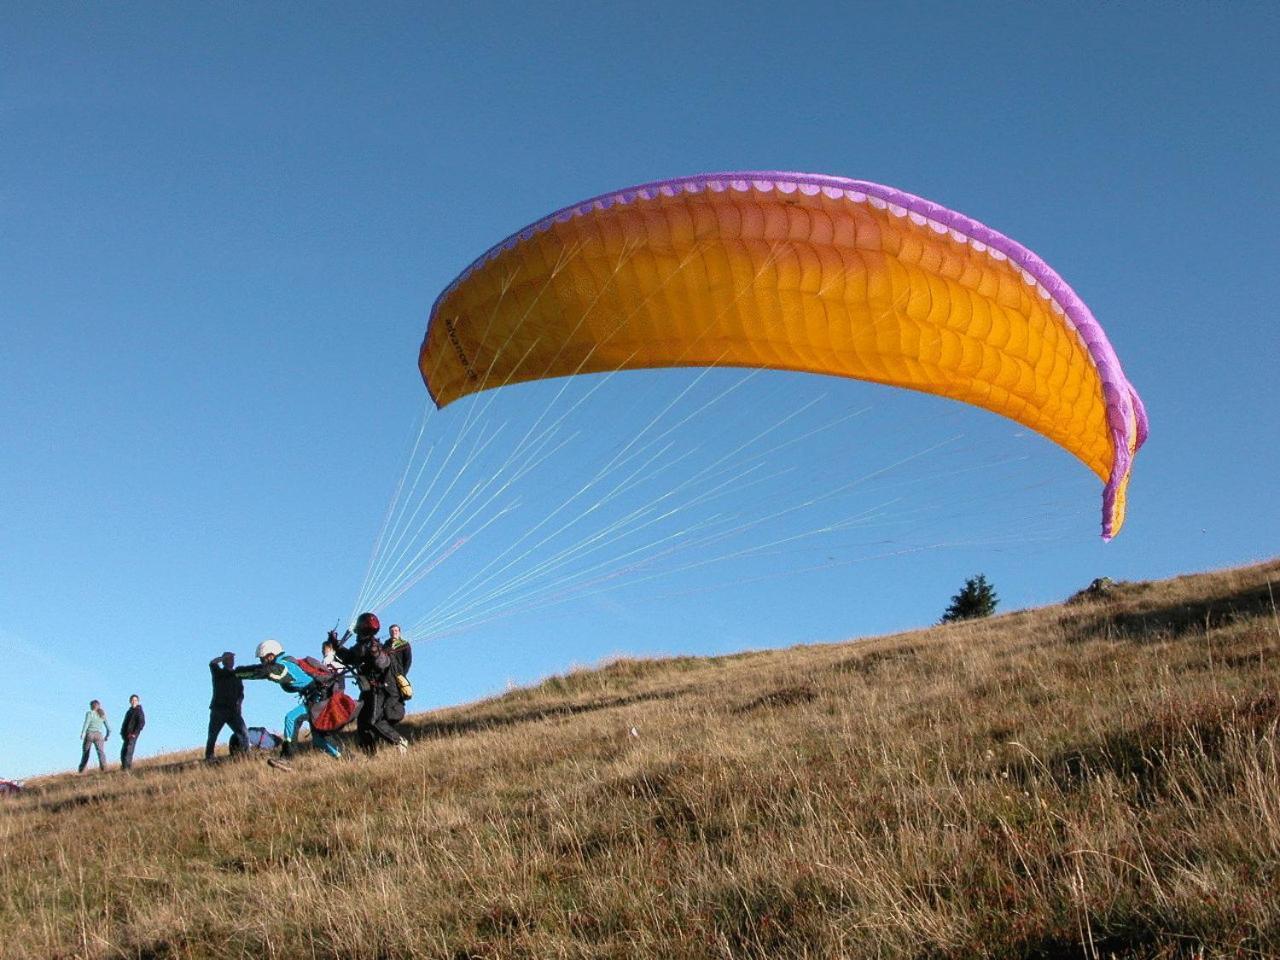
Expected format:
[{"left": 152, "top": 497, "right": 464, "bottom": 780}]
[{"left": 255, "top": 638, "right": 283, "bottom": 659}]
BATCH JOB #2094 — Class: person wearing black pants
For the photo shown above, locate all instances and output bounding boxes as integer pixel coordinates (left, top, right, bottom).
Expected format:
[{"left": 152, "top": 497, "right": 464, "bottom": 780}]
[
  {"left": 356, "top": 684, "right": 405, "bottom": 752},
  {"left": 206, "top": 652, "right": 250, "bottom": 760},
  {"left": 119, "top": 694, "right": 145, "bottom": 770},
  {"left": 333, "top": 613, "right": 408, "bottom": 756}
]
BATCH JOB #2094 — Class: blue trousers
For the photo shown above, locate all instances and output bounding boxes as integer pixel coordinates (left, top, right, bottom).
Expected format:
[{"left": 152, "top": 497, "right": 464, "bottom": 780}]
[
  {"left": 284, "top": 702, "right": 340, "bottom": 757},
  {"left": 79, "top": 733, "right": 106, "bottom": 772}
]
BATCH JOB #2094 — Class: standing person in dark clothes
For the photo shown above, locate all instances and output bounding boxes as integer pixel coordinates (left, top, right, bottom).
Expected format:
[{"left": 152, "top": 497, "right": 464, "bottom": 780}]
[
  {"left": 387, "top": 624, "right": 412, "bottom": 676},
  {"left": 206, "top": 651, "right": 249, "bottom": 761},
  {"left": 119, "top": 694, "right": 145, "bottom": 770},
  {"left": 332, "top": 612, "right": 408, "bottom": 756},
  {"left": 78, "top": 700, "right": 110, "bottom": 772}
]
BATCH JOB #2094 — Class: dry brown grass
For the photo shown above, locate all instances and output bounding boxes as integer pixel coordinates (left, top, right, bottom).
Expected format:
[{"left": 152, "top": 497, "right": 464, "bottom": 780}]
[{"left": 4, "top": 559, "right": 1280, "bottom": 959}]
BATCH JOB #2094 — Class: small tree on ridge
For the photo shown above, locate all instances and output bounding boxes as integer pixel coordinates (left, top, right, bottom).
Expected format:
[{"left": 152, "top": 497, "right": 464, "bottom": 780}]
[{"left": 941, "top": 574, "right": 998, "bottom": 623}]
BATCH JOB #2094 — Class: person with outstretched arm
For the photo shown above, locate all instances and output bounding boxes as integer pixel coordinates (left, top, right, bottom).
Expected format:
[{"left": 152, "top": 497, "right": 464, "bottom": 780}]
[
  {"left": 207, "top": 652, "right": 250, "bottom": 761},
  {"left": 332, "top": 612, "right": 408, "bottom": 756},
  {"left": 234, "top": 639, "right": 342, "bottom": 760},
  {"left": 119, "top": 694, "right": 145, "bottom": 770}
]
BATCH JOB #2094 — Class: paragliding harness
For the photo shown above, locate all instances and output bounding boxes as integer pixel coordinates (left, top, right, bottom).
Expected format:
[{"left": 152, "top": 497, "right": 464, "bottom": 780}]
[{"left": 279, "top": 656, "right": 358, "bottom": 734}]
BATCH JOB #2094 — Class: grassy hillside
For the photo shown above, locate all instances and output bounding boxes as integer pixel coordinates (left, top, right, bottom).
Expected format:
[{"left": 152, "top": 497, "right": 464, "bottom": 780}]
[{"left": 4, "top": 560, "right": 1279, "bottom": 959}]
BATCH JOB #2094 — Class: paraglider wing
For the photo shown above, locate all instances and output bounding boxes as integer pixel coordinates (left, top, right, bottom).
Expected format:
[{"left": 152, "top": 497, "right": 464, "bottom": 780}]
[{"left": 420, "top": 172, "right": 1147, "bottom": 539}]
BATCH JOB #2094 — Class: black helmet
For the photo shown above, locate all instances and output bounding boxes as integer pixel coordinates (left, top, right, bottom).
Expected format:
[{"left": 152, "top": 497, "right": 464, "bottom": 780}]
[{"left": 355, "top": 612, "right": 380, "bottom": 635}]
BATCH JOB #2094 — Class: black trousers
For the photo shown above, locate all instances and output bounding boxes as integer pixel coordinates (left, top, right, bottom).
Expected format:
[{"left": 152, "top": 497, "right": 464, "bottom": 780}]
[
  {"left": 120, "top": 735, "right": 138, "bottom": 770},
  {"left": 206, "top": 705, "right": 249, "bottom": 759},
  {"left": 356, "top": 690, "right": 402, "bottom": 753}
]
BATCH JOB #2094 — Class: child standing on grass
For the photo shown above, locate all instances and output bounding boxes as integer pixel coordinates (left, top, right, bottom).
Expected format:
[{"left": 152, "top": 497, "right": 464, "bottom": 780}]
[{"left": 78, "top": 700, "right": 110, "bottom": 772}]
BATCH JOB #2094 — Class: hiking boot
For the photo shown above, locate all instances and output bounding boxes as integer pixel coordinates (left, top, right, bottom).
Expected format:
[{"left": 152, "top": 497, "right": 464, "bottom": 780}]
[
  {"left": 280, "top": 741, "right": 294, "bottom": 760},
  {"left": 396, "top": 739, "right": 408, "bottom": 756}
]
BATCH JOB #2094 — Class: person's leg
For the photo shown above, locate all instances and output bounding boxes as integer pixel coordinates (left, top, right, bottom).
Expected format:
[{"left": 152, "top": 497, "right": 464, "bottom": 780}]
[
  {"left": 228, "top": 710, "right": 250, "bottom": 756},
  {"left": 79, "top": 740, "right": 91, "bottom": 772},
  {"left": 384, "top": 697, "right": 409, "bottom": 753},
  {"left": 283, "top": 703, "right": 308, "bottom": 758},
  {"left": 205, "top": 711, "right": 226, "bottom": 760},
  {"left": 120, "top": 738, "right": 132, "bottom": 770},
  {"left": 93, "top": 735, "right": 106, "bottom": 770},
  {"left": 368, "top": 691, "right": 406, "bottom": 747},
  {"left": 313, "top": 730, "right": 342, "bottom": 758},
  {"left": 356, "top": 694, "right": 377, "bottom": 754}
]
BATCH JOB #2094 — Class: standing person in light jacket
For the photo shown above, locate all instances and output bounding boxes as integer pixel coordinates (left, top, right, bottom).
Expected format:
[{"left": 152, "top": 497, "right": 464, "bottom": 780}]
[
  {"left": 78, "top": 700, "right": 110, "bottom": 772},
  {"left": 119, "top": 694, "right": 145, "bottom": 770},
  {"left": 207, "top": 652, "right": 250, "bottom": 761}
]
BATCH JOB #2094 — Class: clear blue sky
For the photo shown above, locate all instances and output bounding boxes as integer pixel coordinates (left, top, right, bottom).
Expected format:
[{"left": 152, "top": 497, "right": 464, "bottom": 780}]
[{"left": 4, "top": 3, "right": 1277, "bottom": 779}]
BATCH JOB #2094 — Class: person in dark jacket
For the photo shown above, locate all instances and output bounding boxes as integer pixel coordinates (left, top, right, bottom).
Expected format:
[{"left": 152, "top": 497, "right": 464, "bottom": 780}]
[
  {"left": 119, "top": 694, "right": 145, "bottom": 770},
  {"left": 387, "top": 624, "right": 412, "bottom": 676},
  {"left": 332, "top": 612, "right": 407, "bottom": 756},
  {"left": 206, "top": 651, "right": 250, "bottom": 761}
]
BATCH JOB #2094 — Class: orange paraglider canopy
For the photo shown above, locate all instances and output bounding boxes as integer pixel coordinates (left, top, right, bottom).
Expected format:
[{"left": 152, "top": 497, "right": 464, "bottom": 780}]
[{"left": 421, "top": 173, "right": 1146, "bottom": 538}]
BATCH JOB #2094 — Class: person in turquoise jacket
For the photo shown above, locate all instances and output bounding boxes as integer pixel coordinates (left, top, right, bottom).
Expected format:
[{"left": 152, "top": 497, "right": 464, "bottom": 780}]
[
  {"left": 235, "top": 639, "right": 341, "bottom": 760},
  {"left": 78, "top": 699, "right": 111, "bottom": 772}
]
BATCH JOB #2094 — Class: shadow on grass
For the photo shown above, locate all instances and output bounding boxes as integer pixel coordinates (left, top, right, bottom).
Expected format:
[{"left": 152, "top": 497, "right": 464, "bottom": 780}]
[
  {"left": 1062, "top": 582, "right": 1278, "bottom": 645},
  {"left": 832, "top": 643, "right": 924, "bottom": 675},
  {"left": 403, "top": 684, "right": 691, "bottom": 744},
  {"left": 1004, "top": 692, "right": 1280, "bottom": 803},
  {"left": 732, "top": 683, "right": 817, "bottom": 714}
]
